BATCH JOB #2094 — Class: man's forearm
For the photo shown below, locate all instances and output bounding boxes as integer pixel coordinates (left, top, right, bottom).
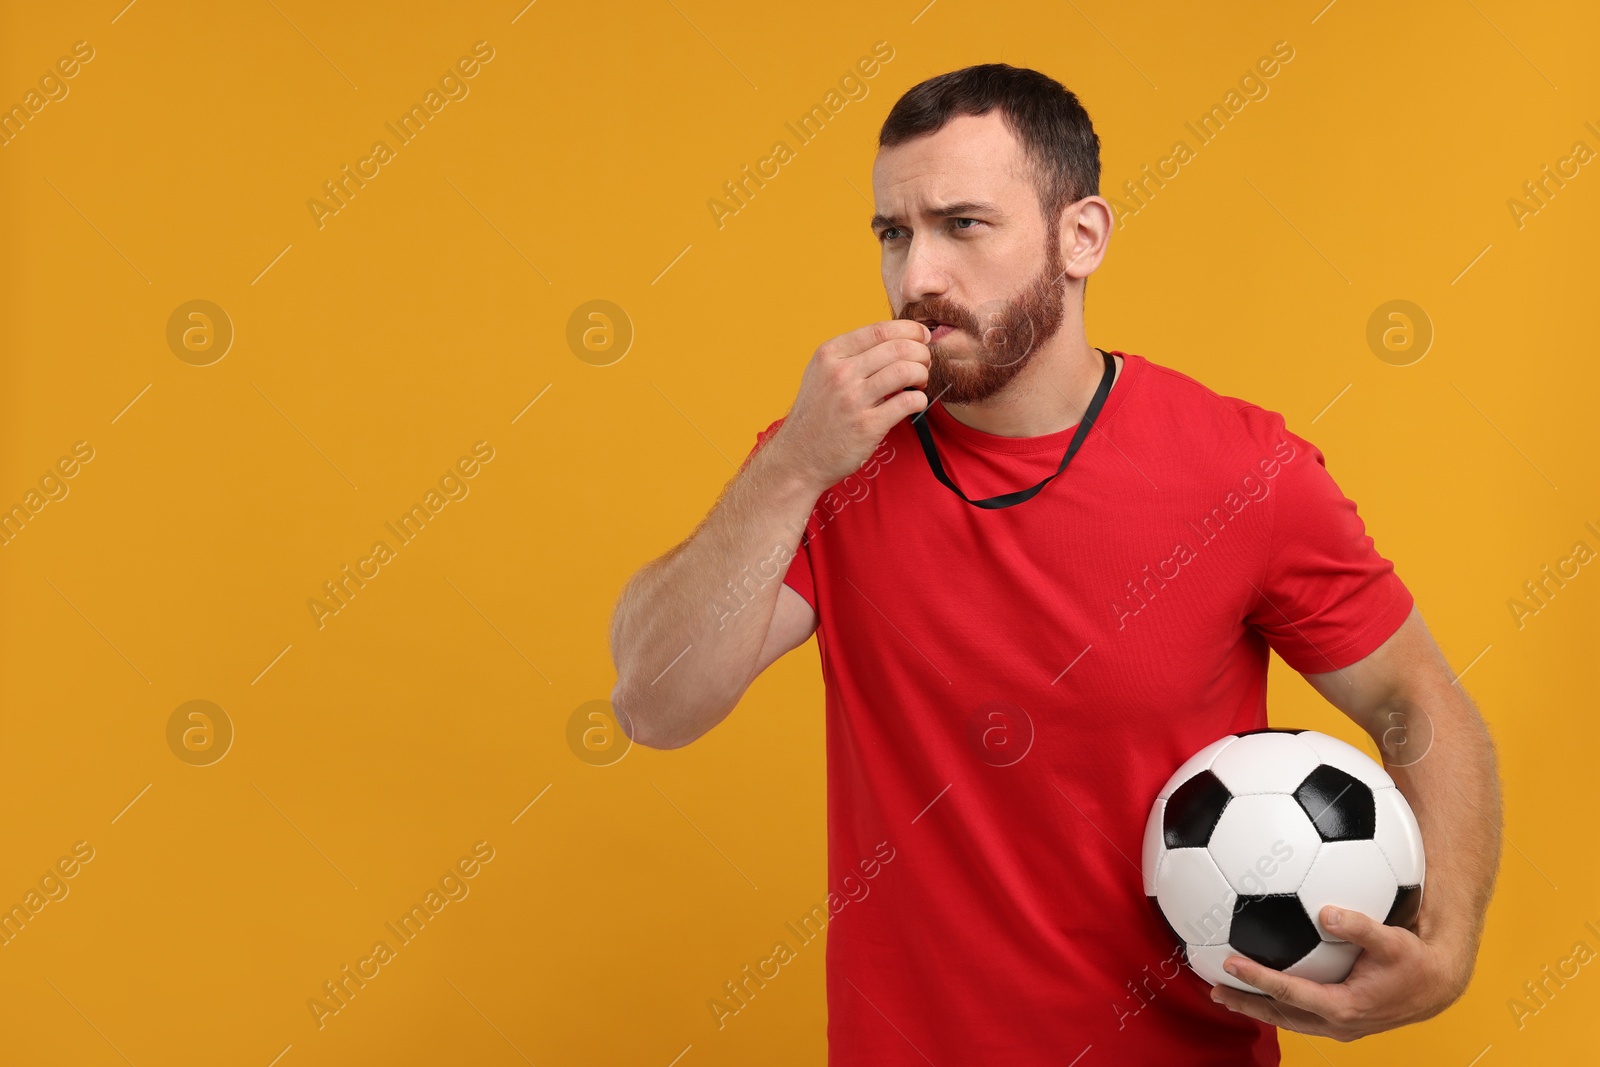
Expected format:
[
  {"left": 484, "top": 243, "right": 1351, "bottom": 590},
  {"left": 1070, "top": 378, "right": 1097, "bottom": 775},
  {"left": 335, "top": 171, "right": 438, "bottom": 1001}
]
[
  {"left": 1376, "top": 682, "right": 1503, "bottom": 984},
  {"left": 608, "top": 438, "right": 822, "bottom": 747}
]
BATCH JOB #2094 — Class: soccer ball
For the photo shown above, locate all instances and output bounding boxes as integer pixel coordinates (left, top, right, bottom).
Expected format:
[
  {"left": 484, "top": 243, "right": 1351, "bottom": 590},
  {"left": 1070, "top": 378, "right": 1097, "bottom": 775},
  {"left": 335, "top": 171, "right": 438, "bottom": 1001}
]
[{"left": 1141, "top": 728, "right": 1425, "bottom": 993}]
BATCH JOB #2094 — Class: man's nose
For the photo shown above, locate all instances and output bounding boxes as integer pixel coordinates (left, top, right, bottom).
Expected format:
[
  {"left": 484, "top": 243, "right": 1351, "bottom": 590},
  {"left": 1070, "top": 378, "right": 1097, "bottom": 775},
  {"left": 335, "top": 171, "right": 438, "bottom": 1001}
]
[{"left": 896, "top": 235, "right": 950, "bottom": 307}]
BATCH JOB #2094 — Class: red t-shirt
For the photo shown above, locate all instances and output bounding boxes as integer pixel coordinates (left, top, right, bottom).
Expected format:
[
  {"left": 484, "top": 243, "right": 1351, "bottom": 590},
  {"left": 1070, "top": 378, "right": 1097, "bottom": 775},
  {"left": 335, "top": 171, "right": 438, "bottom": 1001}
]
[{"left": 738, "top": 349, "right": 1414, "bottom": 1065}]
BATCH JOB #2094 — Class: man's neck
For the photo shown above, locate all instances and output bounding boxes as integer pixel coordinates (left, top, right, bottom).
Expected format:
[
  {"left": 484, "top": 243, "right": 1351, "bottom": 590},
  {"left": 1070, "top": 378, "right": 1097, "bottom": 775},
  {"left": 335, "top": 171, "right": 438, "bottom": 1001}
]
[{"left": 940, "top": 338, "right": 1122, "bottom": 438}]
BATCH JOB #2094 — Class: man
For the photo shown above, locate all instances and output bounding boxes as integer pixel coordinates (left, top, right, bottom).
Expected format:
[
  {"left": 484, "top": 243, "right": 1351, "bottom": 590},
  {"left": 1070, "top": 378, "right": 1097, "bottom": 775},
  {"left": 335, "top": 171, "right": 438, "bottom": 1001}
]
[{"left": 607, "top": 63, "right": 1501, "bottom": 1065}]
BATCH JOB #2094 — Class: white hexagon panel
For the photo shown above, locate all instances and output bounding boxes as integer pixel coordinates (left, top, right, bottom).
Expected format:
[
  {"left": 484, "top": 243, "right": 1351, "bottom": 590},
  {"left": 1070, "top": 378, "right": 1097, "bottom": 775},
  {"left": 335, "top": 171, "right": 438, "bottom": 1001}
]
[
  {"left": 1155, "top": 847, "right": 1237, "bottom": 947},
  {"left": 1208, "top": 731, "right": 1320, "bottom": 795},
  {"left": 1297, "top": 839, "right": 1400, "bottom": 940},
  {"left": 1207, "top": 794, "right": 1322, "bottom": 894}
]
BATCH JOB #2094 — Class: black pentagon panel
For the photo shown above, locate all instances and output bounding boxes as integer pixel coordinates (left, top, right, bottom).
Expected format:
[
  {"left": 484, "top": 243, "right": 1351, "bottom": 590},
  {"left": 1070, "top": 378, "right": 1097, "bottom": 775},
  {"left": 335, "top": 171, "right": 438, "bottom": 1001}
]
[
  {"left": 1163, "top": 770, "right": 1233, "bottom": 848},
  {"left": 1294, "top": 765, "right": 1376, "bottom": 841},
  {"left": 1147, "top": 895, "right": 1184, "bottom": 948},
  {"left": 1385, "top": 885, "right": 1423, "bottom": 930},
  {"left": 1230, "top": 895, "right": 1321, "bottom": 970},
  {"left": 1233, "top": 727, "right": 1306, "bottom": 736}
]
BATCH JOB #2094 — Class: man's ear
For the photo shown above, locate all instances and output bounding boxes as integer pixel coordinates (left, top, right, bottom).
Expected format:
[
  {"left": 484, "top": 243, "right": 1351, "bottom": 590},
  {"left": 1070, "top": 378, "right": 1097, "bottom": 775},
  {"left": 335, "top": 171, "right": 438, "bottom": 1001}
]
[{"left": 1060, "top": 197, "right": 1112, "bottom": 279}]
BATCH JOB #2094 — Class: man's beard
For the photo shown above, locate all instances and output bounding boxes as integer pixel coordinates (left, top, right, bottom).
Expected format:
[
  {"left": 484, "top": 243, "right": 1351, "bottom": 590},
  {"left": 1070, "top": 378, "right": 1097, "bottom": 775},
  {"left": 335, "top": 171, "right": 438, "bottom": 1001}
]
[{"left": 900, "top": 237, "right": 1069, "bottom": 406}]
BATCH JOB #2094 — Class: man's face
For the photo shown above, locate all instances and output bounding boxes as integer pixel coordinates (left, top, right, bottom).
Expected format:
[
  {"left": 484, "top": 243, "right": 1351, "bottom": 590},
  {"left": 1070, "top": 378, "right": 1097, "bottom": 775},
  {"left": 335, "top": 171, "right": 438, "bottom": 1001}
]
[{"left": 872, "top": 111, "right": 1070, "bottom": 405}]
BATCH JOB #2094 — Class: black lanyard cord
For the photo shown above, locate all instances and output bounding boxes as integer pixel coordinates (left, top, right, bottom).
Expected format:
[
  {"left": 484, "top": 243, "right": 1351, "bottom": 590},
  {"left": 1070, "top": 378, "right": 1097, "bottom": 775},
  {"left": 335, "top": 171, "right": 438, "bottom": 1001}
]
[{"left": 910, "top": 348, "right": 1116, "bottom": 510}]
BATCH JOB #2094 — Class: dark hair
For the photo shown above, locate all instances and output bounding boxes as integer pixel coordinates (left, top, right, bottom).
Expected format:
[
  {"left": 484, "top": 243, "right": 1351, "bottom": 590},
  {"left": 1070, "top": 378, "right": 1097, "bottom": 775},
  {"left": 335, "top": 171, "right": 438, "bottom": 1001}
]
[{"left": 878, "top": 63, "right": 1101, "bottom": 230}]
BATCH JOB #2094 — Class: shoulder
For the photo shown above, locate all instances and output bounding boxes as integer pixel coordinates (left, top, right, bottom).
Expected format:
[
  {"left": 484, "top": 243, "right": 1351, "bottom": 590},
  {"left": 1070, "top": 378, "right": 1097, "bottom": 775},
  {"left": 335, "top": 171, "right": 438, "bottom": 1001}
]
[{"left": 1132, "top": 352, "right": 1307, "bottom": 458}]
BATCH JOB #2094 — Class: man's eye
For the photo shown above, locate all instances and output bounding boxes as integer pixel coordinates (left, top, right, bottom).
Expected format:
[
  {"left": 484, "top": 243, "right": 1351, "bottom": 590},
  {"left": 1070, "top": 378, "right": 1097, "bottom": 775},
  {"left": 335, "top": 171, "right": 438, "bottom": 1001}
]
[{"left": 879, "top": 219, "right": 981, "bottom": 242}]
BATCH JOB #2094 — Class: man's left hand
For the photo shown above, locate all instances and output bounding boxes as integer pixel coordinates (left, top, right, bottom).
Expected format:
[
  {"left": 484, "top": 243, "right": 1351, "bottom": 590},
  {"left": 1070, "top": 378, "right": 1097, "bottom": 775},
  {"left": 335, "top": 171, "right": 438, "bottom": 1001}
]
[{"left": 1208, "top": 905, "right": 1469, "bottom": 1041}]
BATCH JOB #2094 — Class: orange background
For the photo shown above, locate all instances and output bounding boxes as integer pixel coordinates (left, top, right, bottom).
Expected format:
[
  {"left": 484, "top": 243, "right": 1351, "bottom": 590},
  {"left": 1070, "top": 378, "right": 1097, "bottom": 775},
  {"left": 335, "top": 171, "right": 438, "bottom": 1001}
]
[{"left": 0, "top": 1, "right": 1595, "bottom": 1063}]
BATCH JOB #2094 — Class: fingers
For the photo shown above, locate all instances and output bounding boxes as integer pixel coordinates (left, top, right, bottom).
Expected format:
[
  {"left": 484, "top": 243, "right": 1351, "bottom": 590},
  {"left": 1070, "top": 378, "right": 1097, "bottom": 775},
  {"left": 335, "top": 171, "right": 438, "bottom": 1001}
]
[
  {"left": 1211, "top": 985, "right": 1335, "bottom": 1037},
  {"left": 820, "top": 319, "right": 931, "bottom": 361},
  {"left": 871, "top": 387, "right": 928, "bottom": 418},
  {"left": 849, "top": 338, "right": 932, "bottom": 387},
  {"left": 862, "top": 350, "right": 929, "bottom": 397},
  {"left": 1219, "top": 954, "right": 1346, "bottom": 1019},
  {"left": 869, "top": 385, "right": 925, "bottom": 414}
]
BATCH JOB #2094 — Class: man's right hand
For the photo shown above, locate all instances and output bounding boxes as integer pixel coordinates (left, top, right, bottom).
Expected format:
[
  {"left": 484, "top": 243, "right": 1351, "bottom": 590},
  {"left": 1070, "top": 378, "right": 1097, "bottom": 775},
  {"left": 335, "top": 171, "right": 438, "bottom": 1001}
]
[{"left": 766, "top": 319, "right": 932, "bottom": 494}]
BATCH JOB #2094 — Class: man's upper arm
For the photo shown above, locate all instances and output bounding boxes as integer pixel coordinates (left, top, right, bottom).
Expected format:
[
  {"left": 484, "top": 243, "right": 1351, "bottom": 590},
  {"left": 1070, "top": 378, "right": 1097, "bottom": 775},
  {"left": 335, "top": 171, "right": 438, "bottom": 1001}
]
[
  {"left": 1302, "top": 604, "right": 1440, "bottom": 734},
  {"left": 1301, "top": 603, "right": 1491, "bottom": 779}
]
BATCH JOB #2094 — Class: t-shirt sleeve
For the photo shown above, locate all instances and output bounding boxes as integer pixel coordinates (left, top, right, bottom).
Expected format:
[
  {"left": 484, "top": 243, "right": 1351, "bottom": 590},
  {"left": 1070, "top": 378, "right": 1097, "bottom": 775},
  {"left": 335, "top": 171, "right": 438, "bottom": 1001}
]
[
  {"left": 1241, "top": 409, "right": 1414, "bottom": 674},
  {"left": 738, "top": 416, "right": 817, "bottom": 612}
]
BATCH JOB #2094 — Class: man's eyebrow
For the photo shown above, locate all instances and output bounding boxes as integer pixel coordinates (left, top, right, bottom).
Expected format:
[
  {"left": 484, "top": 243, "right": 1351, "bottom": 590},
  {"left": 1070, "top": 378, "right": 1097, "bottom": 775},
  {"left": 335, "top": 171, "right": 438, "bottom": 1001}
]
[{"left": 869, "top": 200, "right": 1003, "bottom": 232}]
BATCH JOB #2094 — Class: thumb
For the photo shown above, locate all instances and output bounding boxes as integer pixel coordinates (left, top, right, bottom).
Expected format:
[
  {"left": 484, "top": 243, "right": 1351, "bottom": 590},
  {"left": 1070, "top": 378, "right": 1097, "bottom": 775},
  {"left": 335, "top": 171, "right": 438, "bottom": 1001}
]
[{"left": 1322, "top": 905, "right": 1397, "bottom": 958}]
